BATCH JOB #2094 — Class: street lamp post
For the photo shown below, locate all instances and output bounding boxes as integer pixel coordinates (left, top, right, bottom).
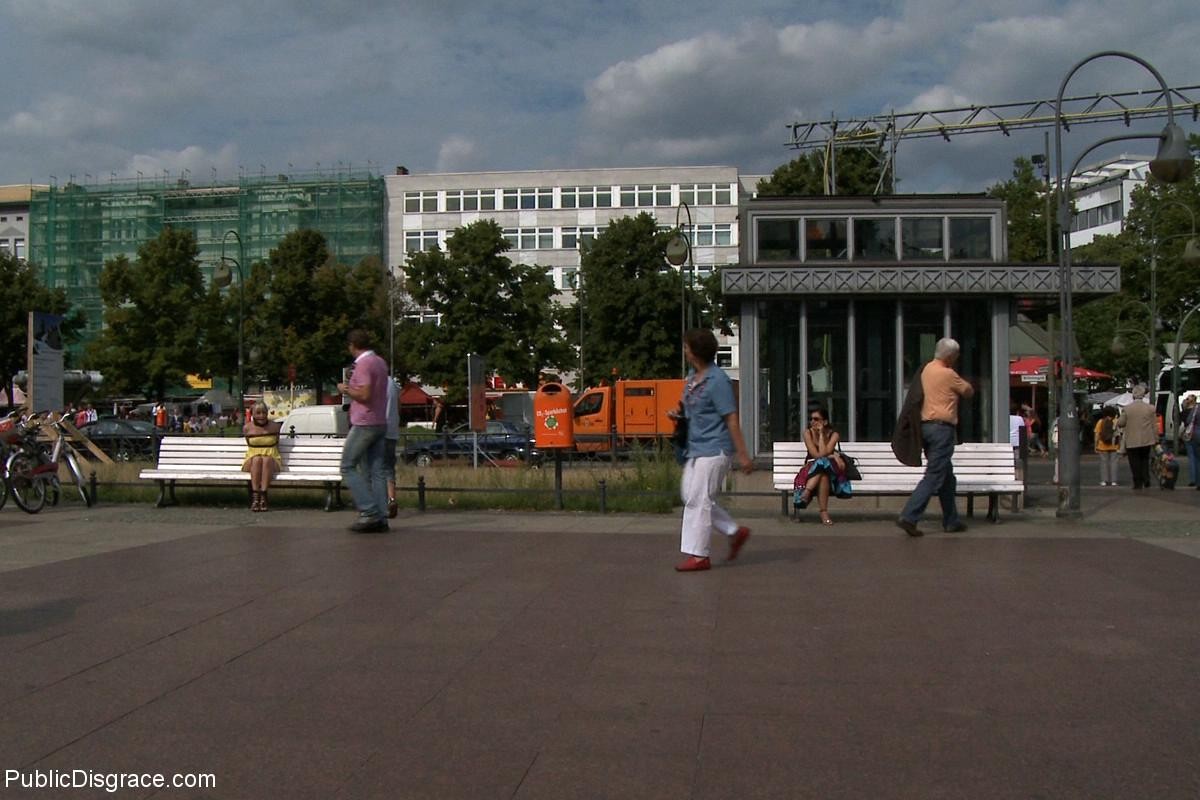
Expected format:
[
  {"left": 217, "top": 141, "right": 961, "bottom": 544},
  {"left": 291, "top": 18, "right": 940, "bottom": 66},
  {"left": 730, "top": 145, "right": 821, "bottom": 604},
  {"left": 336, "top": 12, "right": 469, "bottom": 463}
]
[
  {"left": 666, "top": 202, "right": 694, "bottom": 376},
  {"left": 1053, "top": 50, "right": 1193, "bottom": 518},
  {"left": 1110, "top": 298, "right": 1155, "bottom": 387},
  {"left": 216, "top": 230, "right": 245, "bottom": 415}
]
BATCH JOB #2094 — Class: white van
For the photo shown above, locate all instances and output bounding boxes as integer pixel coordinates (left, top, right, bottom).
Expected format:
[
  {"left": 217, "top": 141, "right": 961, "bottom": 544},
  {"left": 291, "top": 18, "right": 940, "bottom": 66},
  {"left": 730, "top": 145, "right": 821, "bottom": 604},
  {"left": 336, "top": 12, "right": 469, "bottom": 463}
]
[{"left": 280, "top": 405, "right": 349, "bottom": 438}]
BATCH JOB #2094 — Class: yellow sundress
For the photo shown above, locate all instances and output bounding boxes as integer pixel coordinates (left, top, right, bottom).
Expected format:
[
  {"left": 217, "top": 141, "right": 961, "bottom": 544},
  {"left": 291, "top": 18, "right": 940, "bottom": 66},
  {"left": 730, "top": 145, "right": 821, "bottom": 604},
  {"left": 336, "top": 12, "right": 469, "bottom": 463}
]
[{"left": 243, "top": 430, "right": 283, "bottom": 473}]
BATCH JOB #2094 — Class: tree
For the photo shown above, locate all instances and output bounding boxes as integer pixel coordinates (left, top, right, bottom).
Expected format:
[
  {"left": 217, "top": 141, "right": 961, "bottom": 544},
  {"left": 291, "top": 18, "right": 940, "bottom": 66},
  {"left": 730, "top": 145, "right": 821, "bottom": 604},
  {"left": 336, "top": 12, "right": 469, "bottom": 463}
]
[
  {"left": 89, "top": 227, "right": 207, "bottom": 399},
  {"left": 757, "top": 143, "right": 890, "bottom": 196},
  {"left": 986, "top": 157, "right": 1059, "bottom": 263},
  {"left": 399, "top": 220, "right": 570, "bottom": 391},
  {"left": 244, "top": 230, "right": 390, "bottom": 392},
  {"left": 575, "top": 213, "right": 691, "bottom": 383},
  {"left": 0, "top": 252, "right": 81, "bottom": 406}
]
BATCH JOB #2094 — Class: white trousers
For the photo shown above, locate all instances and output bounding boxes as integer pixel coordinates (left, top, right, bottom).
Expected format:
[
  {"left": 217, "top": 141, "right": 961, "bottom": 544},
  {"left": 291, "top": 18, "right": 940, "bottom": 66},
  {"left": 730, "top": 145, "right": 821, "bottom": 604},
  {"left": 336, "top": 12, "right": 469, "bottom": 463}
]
[{"left": 680, "top": 454, "right": 738, "bottom": 557}]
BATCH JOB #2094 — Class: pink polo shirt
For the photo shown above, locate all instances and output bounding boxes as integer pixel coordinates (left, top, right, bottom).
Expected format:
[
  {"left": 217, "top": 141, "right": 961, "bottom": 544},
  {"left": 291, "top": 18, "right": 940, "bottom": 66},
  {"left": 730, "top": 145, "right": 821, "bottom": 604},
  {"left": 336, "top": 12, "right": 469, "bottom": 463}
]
[{"left": 348, "top": 350, "right": 389, "bottom": 426}]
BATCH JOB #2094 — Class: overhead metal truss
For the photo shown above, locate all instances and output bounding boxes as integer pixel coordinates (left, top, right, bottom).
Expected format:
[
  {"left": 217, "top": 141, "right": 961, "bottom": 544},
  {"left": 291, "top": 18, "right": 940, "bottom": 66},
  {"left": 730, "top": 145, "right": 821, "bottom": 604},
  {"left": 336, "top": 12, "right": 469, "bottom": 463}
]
[{"left": 786, "top": 85, "right": 1200, "bottom": 151}]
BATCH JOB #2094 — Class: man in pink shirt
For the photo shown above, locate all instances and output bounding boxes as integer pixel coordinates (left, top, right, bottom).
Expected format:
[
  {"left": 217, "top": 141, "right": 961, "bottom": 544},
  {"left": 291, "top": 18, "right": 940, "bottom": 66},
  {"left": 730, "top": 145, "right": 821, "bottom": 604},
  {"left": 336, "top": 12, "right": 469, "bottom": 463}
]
[{"left": 336, "top": 329, "right": 391, "bottom": 533}]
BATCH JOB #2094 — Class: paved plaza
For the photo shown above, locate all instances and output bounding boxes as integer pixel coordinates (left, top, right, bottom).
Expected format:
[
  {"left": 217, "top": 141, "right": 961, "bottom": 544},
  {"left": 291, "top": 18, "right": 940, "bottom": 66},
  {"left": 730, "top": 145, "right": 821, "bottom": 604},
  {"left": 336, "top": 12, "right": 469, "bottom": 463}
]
[{"left": 0, "top": 462, "right": 1198, "bottom": 799}]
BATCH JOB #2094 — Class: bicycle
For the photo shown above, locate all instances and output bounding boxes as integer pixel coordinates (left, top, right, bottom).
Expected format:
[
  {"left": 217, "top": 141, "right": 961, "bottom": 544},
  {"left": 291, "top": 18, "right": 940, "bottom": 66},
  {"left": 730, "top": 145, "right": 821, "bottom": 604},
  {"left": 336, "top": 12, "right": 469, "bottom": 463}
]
[
  {"left": 4, "top": 413, "right": 92, "bottom": 514},
  {"left": 0, "top": 409, "right": 22, "bottom": 511}
]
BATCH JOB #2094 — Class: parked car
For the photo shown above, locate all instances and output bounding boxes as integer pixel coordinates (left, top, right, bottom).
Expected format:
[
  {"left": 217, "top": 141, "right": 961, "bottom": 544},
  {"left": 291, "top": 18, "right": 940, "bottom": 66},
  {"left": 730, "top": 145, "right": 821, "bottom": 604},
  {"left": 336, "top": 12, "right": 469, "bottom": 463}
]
[
  {"left": 403, "top": 420, "right": 541, "bottom": 467},
  {"left": 79, "top": 418, "right": 158, "bottom": 461}
]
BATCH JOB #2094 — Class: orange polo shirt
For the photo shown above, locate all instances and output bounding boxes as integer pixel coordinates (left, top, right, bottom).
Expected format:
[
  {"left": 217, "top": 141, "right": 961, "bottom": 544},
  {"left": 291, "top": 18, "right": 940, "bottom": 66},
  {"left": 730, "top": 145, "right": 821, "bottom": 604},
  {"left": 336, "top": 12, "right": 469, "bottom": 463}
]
[{"left": 920, "top": 359, "right": 974, "bottom": 425}]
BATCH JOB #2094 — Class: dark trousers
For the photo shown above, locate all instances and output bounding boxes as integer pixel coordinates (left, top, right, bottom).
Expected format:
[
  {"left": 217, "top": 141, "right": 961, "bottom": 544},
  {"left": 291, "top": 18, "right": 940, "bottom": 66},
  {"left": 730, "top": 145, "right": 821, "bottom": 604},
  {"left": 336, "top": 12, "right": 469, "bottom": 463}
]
[
  {"left": 1126, "top": 446, "right": 1152, "bottom": 489},
  {"left": 900, "top": 422, "right": 961, "bottom": 528}
]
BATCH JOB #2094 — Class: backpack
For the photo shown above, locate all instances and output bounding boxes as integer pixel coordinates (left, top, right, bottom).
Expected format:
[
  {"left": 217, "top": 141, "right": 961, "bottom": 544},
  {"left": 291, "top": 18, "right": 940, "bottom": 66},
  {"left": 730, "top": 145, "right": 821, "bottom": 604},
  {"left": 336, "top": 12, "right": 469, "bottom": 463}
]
[{"left": 1098, "top": 417, "right": 1114, "bottom": 446}]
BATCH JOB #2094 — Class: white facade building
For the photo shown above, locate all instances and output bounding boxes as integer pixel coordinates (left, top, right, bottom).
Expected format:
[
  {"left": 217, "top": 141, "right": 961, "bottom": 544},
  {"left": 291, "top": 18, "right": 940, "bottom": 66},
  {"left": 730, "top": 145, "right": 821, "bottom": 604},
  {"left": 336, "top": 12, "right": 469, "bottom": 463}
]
[
  {"left": 0, "top": 184, "right": 39, "bottom": 261},
  {"left": 385, "top": 166, "right": 746, "bottom": 373},
  {"left": 1067, "top": 155, "right": 1150, "bottom": 248}
]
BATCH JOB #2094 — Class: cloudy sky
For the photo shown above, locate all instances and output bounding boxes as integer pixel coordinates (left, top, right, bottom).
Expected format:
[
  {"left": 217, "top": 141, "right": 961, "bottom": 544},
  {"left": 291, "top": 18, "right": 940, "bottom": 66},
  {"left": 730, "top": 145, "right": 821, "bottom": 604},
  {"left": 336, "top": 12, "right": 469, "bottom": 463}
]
[{"left": 2, "top": 0, "right": 1197, "bottom": 193}]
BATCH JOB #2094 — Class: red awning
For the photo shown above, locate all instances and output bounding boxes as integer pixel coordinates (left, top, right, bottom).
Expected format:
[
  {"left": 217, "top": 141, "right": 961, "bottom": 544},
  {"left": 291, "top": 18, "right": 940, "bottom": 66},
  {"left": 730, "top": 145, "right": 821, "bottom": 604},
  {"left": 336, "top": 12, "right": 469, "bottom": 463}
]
[{"left": 1008, "top": 357, "right": 1110, "bottom": 380}]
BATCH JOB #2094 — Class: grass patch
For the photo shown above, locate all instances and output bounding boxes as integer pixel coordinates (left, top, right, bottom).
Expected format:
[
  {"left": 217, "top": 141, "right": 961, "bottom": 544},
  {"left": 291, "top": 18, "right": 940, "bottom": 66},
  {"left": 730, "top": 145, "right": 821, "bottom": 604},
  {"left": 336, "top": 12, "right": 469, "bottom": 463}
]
[{"left": 83, "top": 449, "right": 687, "bottom": 513}]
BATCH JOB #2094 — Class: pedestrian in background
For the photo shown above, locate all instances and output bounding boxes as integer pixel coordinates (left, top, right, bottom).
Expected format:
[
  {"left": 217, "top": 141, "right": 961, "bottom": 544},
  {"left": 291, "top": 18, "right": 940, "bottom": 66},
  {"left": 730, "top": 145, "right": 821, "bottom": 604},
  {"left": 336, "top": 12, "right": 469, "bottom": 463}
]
[
  {"left": 1094, "top": 406, "right": 1120, "bottom": 487},
  {"left": 1181, "top": 395, "right": 1200, "bottom": 489},
  {"left": 336, "top": 329, "right": 391, "bottom": 533},
  {"left": 673, "top": 329, "right": 753, "bottom": 572},
  {"left": 1116, "top": 385, "right": 1157, "bottom": 491},
  {"left": 896, "top": 337, "right": 974, "bottom": 537}
]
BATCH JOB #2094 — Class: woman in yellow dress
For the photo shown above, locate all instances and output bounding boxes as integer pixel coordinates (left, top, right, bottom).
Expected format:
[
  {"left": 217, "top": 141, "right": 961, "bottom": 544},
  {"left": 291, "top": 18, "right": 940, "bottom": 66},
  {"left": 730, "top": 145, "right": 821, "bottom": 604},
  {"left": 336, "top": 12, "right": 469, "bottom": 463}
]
[{"left": 243, "top": 402, "right": 282, "bottom": 511}]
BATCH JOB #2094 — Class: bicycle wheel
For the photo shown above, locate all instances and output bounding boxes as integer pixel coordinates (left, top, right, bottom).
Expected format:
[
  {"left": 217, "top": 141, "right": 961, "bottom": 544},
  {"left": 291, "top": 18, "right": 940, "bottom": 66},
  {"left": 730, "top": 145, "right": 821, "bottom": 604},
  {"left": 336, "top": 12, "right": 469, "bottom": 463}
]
[
  {"left": 5, "top": 452, "right": 46, "bottom": 514},
  {"left": 64, "top": 451, "right": 91, "bottom": 506}
]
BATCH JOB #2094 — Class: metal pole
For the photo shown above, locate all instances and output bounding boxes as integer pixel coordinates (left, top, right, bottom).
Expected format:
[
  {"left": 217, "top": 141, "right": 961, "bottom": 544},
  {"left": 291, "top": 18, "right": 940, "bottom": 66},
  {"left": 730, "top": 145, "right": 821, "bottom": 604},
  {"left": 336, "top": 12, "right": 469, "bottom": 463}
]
[
  {"left": 221, "top": 230, "right": 245, "bottom": 416},
  {"left": 1043, "top": 131, "right": 1053, "bottom": 264}
]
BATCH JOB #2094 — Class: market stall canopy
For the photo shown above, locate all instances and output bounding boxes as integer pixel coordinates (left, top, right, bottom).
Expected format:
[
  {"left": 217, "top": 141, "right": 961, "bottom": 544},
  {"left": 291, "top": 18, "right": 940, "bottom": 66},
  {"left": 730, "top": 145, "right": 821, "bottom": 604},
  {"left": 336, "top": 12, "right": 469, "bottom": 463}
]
[
  {"left": 399, "top": 382, "right": 434, "bottom": 406},
  {"left": 1009, "top": 357, "right": 1110, "bottom": 380}
]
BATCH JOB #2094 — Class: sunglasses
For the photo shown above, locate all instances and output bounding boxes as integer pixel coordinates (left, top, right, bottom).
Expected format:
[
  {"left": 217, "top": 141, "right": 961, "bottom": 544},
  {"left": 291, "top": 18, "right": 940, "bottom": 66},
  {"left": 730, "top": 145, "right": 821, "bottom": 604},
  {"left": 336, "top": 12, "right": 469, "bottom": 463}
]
[{"left": 809, "top": 416, "right": 824, "bottom": 422}]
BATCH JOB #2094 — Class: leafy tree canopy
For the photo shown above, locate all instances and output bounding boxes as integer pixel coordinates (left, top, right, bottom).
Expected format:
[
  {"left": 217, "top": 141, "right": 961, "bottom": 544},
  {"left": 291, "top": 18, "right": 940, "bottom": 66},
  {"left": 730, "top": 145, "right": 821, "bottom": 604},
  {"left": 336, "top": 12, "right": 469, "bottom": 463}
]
[
  {"left": 89, "top": 227, "right": 206, "bottom": 399},
  {"left": 757, "top": 142, "right": 891, "bottom": 196},
  {"left": 575, "top": 213, "right": 697, "bottom": 384},
  {"left": 398, "top": 220, "right": 570, "bottom": 394},
  {"left": 986, "top": 157, "right": 1060, "bottom": 264}
]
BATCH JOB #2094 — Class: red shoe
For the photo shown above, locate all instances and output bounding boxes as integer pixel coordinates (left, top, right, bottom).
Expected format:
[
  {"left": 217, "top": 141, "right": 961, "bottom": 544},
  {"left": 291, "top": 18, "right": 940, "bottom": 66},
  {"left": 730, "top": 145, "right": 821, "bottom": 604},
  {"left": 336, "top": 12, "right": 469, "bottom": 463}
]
[
  {"left": 674, "top": 555, "right": 711, "bottom": 572},
  {"left": 726, "top": 527, "right": 751, "bottom": 561}
]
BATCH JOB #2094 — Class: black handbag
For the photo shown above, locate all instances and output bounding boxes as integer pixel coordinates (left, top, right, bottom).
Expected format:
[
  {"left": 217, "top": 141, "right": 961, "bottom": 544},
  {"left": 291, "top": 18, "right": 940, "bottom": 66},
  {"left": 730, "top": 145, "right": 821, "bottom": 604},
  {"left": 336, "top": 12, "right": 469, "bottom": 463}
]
[
  {"left": 670, "top": 414, "right": 688, "bottom": 464},
  {"left": 838, "top": 446, "right": 863, "bottom": 481}
]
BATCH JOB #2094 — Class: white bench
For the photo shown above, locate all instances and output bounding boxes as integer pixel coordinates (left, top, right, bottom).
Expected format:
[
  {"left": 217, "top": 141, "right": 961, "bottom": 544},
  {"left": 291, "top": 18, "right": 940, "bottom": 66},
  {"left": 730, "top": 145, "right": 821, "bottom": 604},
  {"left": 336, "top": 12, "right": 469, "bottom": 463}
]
[
  {"left": 772, "top": 441, "right": 1023, "bottom": 522},
  {"left": 140, "top": 437, "right": 346, "bottom": 510}
]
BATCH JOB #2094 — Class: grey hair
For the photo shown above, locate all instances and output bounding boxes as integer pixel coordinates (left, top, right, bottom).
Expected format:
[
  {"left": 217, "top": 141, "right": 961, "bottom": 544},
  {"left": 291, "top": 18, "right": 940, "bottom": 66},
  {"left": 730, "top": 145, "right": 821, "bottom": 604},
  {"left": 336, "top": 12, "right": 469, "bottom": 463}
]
[
  {"left": 1132, "top": 384, "right": 1147, "bottom": 399},
  {"left": 934, "top": 338, "right": 961, "bottom": 361}
]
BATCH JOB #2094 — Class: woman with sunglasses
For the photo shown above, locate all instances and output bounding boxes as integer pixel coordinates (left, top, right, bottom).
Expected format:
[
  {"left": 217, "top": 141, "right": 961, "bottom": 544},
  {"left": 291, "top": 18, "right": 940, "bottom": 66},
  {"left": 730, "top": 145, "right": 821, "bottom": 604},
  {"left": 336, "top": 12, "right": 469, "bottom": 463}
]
[{"left": 793, "top": 406, "right": 851, "bottom": 525}]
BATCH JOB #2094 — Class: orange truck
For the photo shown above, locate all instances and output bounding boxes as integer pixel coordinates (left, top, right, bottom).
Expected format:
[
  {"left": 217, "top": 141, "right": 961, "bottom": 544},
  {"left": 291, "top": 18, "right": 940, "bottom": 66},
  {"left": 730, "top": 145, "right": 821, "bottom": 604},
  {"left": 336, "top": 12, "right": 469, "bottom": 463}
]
[{"left": 572, "top": 379, "right": 684, "bottom": 453}]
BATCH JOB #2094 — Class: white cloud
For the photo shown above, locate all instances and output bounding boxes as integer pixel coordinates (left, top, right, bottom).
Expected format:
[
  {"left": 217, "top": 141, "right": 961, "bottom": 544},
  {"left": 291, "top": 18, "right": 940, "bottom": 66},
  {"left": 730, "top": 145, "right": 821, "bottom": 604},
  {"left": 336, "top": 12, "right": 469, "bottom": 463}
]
[
  {"left": 124, "top": 144, "right": 239, "bottom": 180},
  {"left": 1, "top": 95, "right": 122, "bottom": 138},
  {"left": 435, "top": 136, "right": 483, "bottom": 173}
]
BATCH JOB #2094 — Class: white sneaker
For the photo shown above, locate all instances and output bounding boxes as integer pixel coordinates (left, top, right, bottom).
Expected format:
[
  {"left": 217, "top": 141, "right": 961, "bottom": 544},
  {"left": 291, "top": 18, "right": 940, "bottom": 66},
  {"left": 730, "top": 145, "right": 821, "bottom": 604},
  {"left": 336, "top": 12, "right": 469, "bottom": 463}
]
[{"left": 1099, "top": 482, "right": 1108, "bottom": 486}]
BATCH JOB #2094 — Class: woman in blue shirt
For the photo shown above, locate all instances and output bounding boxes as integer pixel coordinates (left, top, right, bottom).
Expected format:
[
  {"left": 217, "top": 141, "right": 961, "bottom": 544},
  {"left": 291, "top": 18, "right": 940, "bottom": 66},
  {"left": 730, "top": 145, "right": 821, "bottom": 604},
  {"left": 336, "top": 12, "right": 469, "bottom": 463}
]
[{"left": 675, "top": 329, "right": 754, "bottom": 572}]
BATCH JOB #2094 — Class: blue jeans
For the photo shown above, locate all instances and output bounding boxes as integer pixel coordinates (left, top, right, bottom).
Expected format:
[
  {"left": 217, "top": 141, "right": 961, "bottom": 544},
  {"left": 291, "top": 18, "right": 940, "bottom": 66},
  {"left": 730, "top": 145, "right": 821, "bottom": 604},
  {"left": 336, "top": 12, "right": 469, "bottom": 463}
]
[
  {"left": 341, "top": 424, "right": 388, "bottom": 520},
  {"left": 1187, "top": 440, "right": 1200, "bottom": 486},
  {"left": 900, "top": 422, "right": 961, "bottom": 529}
]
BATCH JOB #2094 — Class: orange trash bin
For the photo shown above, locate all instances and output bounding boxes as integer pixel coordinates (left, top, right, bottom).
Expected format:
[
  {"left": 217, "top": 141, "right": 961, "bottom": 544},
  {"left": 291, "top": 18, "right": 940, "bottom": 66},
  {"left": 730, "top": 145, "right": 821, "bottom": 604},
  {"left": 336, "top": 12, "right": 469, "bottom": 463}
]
[{"left": 534, "top": 383, "right": 574, "bottom": 449}]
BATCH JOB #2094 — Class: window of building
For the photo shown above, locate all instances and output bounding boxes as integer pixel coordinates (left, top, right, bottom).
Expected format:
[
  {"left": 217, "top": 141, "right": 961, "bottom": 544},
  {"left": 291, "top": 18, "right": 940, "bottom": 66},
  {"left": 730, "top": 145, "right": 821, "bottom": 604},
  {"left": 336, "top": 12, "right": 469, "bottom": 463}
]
[
  {"left": 757, "top": 219, "right": 800, "bottom": 261},
  {"left": 0, "top": 217, "right": 7, "bottom": 222},
  {"left": 1071, "top": 201, "right": 1123, "bottom": 232},
  {"left": 0, "top": 238, "right": 8, "bottom": 252},
  {"left": 805, "top": 218, "right": 848, "bottom": 260},
  {"left": 502, "top": 227, "right": 554, "bottom": 250},
  {"left": 403, "top": 191, "right": 438, "bottom": 213},
  {"left": 949, "top": 217, "right": 992, "bottom": 260},
  {"left": 13, "top": 238, "right": 25, "bottom": 261},
  {"left": 404, "top": 230, "right": 440, "bottom": 252},
  {"left": 561, "top": 268, "right": 578, "bottom": 289},
  {"left": 444, "top": 189, "right": 497, "bottom": 212},
  {"left": 561, "top": 186, "right": 613, "bottom": 209},
  {"left": 679, "top": 183, "right": 733, "bottom": 206},
  {"left": 618, "top": 184, "right": 672, "bottom": 208},
  {"left": 853, "top": 218, "right": 897, "bottom": 260},
  {"left": 688, "top": 223, "right": 733, "bottom": 247},
  {"left": 15, "top": 216, "right": 22, "bottom": 221},
  {"left": 502, "top": 187, "right": 553, "bottom": 210},
  {"left": 901, "top": 218, "right": 944, "bottom": 260},
  {"left": 562, "top": 226, "right": 602, "bottom": 249}
]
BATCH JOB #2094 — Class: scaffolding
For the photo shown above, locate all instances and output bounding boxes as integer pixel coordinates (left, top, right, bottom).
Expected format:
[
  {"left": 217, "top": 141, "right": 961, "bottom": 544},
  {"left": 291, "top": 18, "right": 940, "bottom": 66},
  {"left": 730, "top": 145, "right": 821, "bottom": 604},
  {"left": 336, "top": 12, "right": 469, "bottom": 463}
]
[{"left": 28, "top": 170, "right": 386, "bottom": 353}]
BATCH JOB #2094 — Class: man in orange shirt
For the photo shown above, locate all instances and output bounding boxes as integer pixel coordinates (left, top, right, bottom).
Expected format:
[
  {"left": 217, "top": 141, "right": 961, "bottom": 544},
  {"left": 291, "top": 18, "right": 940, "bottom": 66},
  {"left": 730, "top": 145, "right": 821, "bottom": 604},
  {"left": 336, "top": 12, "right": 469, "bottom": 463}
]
[{"left": 896, "top": 338, "right": 975, "bottom": 537}]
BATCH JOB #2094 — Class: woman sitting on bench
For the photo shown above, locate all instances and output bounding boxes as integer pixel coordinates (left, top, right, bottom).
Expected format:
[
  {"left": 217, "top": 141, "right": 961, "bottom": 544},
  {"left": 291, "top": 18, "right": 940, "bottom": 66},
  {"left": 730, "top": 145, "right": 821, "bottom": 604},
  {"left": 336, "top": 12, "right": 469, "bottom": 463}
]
[
  {"left": 243, "top": 401, "right": 283, "bottom": 512},
  {"left": 793, "top": 406, "right": 851, "bottom": 525}
]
